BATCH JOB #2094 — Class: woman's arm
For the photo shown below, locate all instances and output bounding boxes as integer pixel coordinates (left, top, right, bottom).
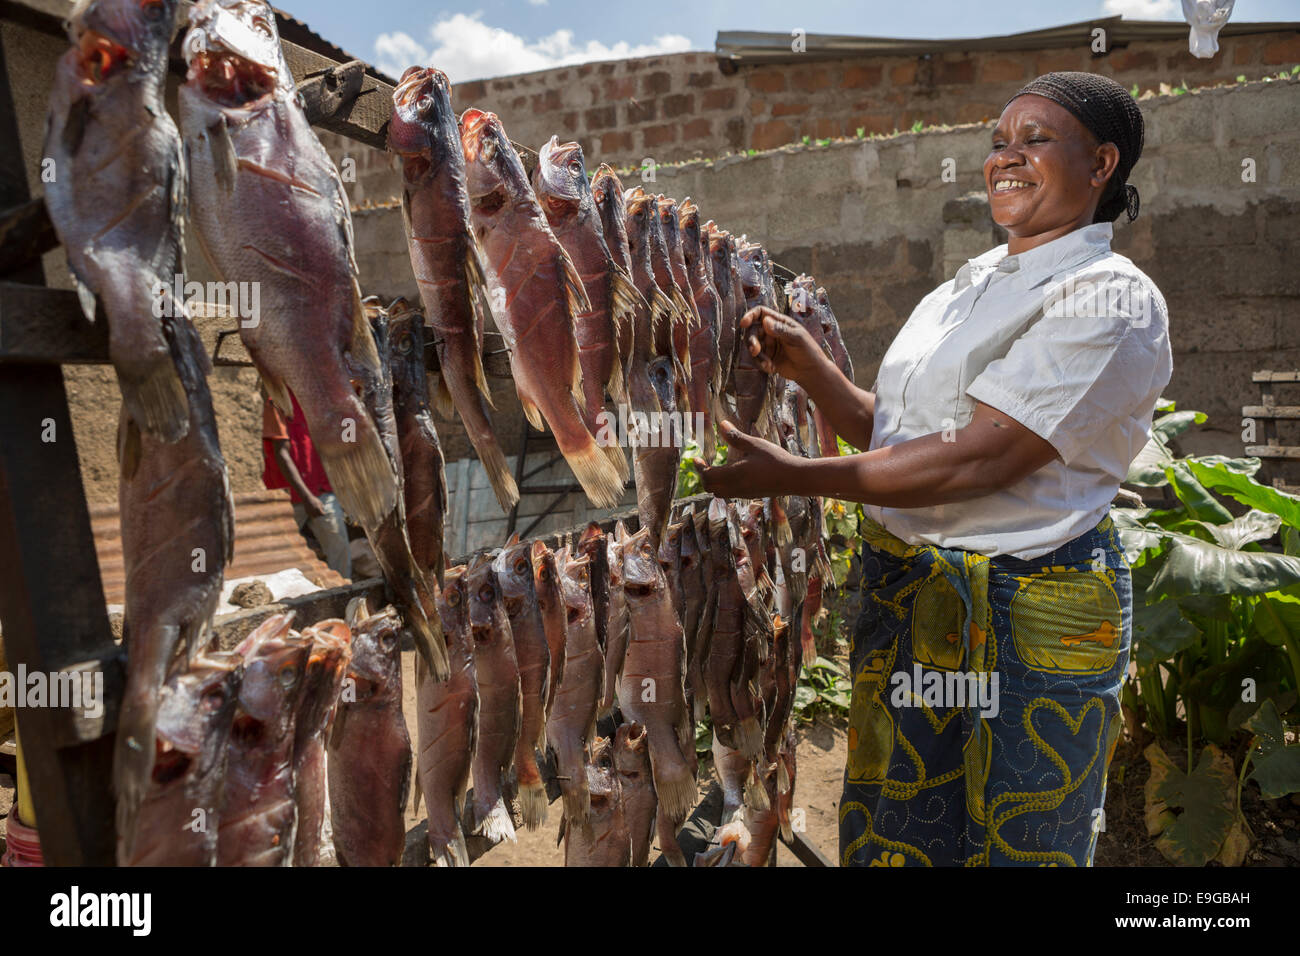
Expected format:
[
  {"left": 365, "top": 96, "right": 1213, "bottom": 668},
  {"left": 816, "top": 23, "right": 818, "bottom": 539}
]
[
  {"left": 699, "top": 402, "right": 1059, "bottom": 507},
  {"left": 739, "top": 308, "right": 875, "bottom": 450}
]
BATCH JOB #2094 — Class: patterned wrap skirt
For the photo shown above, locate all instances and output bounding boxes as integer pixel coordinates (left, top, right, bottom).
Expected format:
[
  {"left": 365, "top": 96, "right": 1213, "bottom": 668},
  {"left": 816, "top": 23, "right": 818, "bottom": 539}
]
[{"left": 839, "top": 513, "right": 1131, "bottom": 867}]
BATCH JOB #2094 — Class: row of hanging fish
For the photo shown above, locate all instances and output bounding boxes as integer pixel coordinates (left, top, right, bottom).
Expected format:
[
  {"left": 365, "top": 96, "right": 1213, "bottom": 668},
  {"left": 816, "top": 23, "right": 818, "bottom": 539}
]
[
  {"left": 120, "top": 600, "right": 413, "bottom": 866},
  {"left": 42, "top": 0, "right": 452, "bottom": 860},
  {"left": 386, "top": 66, "right": 856, "bottom": 532}
]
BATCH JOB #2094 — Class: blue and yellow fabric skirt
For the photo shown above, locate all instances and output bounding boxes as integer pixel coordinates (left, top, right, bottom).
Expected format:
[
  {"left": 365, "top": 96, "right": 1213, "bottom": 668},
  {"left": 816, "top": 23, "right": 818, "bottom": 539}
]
[{"left": 839, "top": 514, "right": 1131, "bottom": 867}]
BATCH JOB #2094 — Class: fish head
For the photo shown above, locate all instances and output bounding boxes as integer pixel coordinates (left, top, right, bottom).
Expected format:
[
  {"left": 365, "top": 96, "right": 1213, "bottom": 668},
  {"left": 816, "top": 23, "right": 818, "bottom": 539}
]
[
  {"left": 66, "top": 0, "right": 179, "bottom": 82},
  {"left": 679, "top": 516, "right": 699, "bottom": 569},
  {"left": 345, "top": 607, "right": 403, "bottom": 698},
  {"left": 612, "top": 721, "right": 649, "bottom": 776},
  {"left": 622, "top": 526, "right": 666, "bottom": 598},
  {"left": 493, "top": 539, "right": 536, "bottom": 616},
  {"left": 466, "top": 551, "right": 507, "bottom": 637},
  {"left": 237, "top": 617, "right": 312, "bottom": 725},
  {"left": 183, "top": 0, "right": 287, "bottom": 110},
  {"left": 437, "top": 565, "right": 469, "bottom": 634},
  {"left": 647, "top": 355, "right": 677, "bottom": 414},
  {"left": 558, "top": 552, "right": 593, "bottom": 626},
  {"left": 153, "top": 651, "right": 243, "bottom": 782},
  {"left": 460, "top": 108, "right": 525, "bottom": 211},
  {"left": 529, "top": 542, "right": 562, "bottom": 609},
  {"left": 677, "top": 200, "right": 702, "bottom": 264},
  {"left": 622, "top": 186, "right": 655, "bottom": 255},
  {"left": 658, "top": 518, "right": 685, "bottom": 567},
  {"left": 389, "top": 66, "right": 460, "bottom": 171},
  {"left": 384, "top": 303, "right": 426, "bottom": 403},
  {"left": 590, "top": 163, "right": 624, "bottom": 214},
  {"left": 785, "top": 274, "right": 817, "bottom": 317},
  {"left": 605, "top": 533, "right": 624, "bottom": 588},
  {"left": 656, "top": 195, "right": 681, "bottom": 246},
  {"left": 533, "top": 135, "right": 590, "bottom": 222},
  {"left": 577, "top": 522, "right": 605, "bottom": 561},
  {"left": 736, "top": 242, "right": 763, "bottom": 299}
]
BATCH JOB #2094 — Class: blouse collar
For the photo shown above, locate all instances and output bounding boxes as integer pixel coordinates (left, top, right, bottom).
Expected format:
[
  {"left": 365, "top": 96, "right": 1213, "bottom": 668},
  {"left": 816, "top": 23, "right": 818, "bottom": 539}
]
[{"left": 955, "top": 221, "right": 1114, "bottom": 291}]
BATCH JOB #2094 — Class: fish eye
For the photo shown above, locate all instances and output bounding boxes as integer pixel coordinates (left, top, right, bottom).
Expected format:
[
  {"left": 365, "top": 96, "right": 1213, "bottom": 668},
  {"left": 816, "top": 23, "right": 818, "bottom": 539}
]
[
  {"left": 569, "top": 161, "right": 582, "bottom": 177},
  {"left": 417, "top": 95, "right": 434, "bottom": 114},
  {"left": 397, "top": 333, "right": 413, "bottom": 354},
  {"left": 446, "top": 588, "right": 460, "bottom": 606},
  {"left": 278, "top": 665, "right": 297, "bottom": 688},
  {"left": 141, "top": 0, "right": 166, "bottom": 20},
  {"left": 381, "top": 631, "right": 398, "bottom": 651},
  {"left": 253, "top": 15, "right": 274, "bottom": 35},
  {"left": 515, "top": 557, "right": 529, "bottom": 576},
  {"left": 479, "top": 585, "right": 494, "bottom": 602},
  {"left": 201, "top": 688, "right": 225, "bottom": 711}
]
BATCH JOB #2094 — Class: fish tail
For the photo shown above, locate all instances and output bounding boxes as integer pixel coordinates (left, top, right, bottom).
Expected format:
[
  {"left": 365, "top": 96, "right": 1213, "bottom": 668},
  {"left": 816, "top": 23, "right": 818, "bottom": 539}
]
[
  {"left": 117, "top": 353, "right": 191, "bottom": 444},
  {"left": 464, "top": 244, "right": 497, "bottom": 407},
  {"left": 431, "top": 828, "right": 470, "bottom": 867},
  {"left": 560, "top": 781, "right": 591, "bottom": 827},
  {"left": 476, "top": 437, "right": 521, "bottom": 512},
  {"left": 474, "top": 797, "right": 517, "bottom": 844},
  {"left": 430, "top": 372, "right": 457, "bottom": 418},
  {"left": 648, "top": 738, "right": 697, "bottom": 824},
  {"left": 733, "top": 716, "right": 765, "bottom": 762},
  {"left": 520, "top": 396, "right": 546, "bottom": 433},
  {"left": 692, "top": 692, "right": 708, "bottom": 724},
  {"left": 772, "top": 497, "right": 793, "bottom": 550},
  {"left": 648, "top": 287, "right": 673, "bottom": 345},
  {"left": 518, "top": 779, "right": 549, "bottom": 831},
  {"left": 559, "top": 432, "right": 626, "bottom": 510},
  {"left": 606, "top": 349, "right": 627, "bottom": 407},
  {"left": 743, "top": 764, "right": 771, "bottom": 812},
  {"left": 657, "top": 810, "right": 687, "bottom": 867},
  {"left": 603, "top": 442, "right": 630, "bottom": 484},
  {"left": 316, "top": 419, "right": 399, "bottom": 532}
]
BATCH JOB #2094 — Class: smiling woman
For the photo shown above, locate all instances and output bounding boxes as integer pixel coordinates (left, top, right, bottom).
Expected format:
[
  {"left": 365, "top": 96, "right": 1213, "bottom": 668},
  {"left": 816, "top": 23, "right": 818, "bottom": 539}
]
[{"left": 697, "top": 71, "right": 1172, "bottom": 867}]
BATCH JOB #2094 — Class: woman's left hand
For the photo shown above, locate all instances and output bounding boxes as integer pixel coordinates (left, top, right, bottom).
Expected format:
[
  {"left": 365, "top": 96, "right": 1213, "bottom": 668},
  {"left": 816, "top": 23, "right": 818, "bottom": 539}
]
[{"left": 694, "top": 421, "right": 799, "bottom": 498}]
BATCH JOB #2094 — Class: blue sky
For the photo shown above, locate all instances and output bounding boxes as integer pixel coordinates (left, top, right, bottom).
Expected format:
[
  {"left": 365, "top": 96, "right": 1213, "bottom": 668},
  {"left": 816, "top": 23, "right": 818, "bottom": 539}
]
[{"left": 299, "top": 0, "right": 1299, "bottom": 82}]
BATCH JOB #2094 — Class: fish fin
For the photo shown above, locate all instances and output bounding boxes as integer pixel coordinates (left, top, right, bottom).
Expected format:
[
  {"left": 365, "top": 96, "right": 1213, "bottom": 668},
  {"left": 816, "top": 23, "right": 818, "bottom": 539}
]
[
  {"left": 429, "top": 371, "right": 456, "bottom": 418},
  {"left": 474, "top": 798, "right": 517, "bottom": 844},
  {"left": 463, "top": 247, "right": 496, "bottom": 407},
  {"left": 559, "top": 249, "right": 592, "bottom": 320},
  {"left": 60, "top": 96, "right": 91, "bottom": 157},
  {"left": 562, "top": 435, "right": 625, "bottom": 510},
  {"left": 116, "top": 345, "right": 191, "bottom": 444},
  {"left": 606, "top": 351, "right": 626, "bottom": 408},
  {"left": 733, "top": 717, "right": 765, "bottom": 762},
  {"left": 670, "top": 288, "right": 693, "bottom": 327},
  {"left": 518, "top": 781, "right": 548, "bottom": 831},
  {"left": 478, "top": 438, "right": 520, "bottom": 513},
  {"left": 520, "top": 396, "right": 545, "bottom": 433},
  {"left": 777, "top": 755, "right": 791, "bottom": 796},
  {"left": 207, "top": 117, "right": 239, "bottom": 194},
  {"left": 116, "top": 408, "right": 141, "bottom": 481},
  {"left": 648, "top": 286, "right": 673, "bottom": 345},
  {"left": 743, "top": 762, "right": 771, "bottom": 811},
  {"left": 69, "top": 266, "right": 98, "bottom": 323}
]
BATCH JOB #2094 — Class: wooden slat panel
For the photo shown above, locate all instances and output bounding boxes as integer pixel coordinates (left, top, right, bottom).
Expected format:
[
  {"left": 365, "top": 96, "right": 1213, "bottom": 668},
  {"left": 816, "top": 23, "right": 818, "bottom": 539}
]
[
  {"left": 1253, "top": 371, "right": 1300, "bottom": 383},
  {"left": 1243, "top": 405, "right": 1300, "bottom": 419},
  {"left": 1246, "top": 445, "right": 1300, "bottom": 459}
]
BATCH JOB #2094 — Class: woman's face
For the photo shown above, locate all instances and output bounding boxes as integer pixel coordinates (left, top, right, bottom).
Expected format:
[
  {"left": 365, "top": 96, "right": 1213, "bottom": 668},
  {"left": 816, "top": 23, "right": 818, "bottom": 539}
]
[{"left": 984, "top": 94, "right": 1120, "bottom": 244}]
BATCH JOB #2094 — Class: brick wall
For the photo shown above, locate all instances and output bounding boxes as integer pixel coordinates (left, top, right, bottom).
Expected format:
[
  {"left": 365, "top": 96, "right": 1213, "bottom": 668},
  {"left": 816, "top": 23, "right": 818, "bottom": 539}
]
[{"left": 322, "top": 28, "right": 1300, "bottom": 207}]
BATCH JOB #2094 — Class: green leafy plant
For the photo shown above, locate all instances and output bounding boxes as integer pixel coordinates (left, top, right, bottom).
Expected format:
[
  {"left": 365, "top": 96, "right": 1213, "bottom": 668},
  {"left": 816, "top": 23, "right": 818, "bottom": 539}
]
[
  {"left": 910, "top": 119, "right": 924, "bottom": 133},
  {"left": 794, "top": 656, "right": 852, "bottom": 721}
]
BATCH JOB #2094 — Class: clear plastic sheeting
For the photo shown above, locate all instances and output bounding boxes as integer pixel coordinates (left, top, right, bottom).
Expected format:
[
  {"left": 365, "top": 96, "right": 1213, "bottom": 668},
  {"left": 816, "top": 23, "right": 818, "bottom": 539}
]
[{"left": 1182, "top": 0, "right": 1236, "bottom": 59}]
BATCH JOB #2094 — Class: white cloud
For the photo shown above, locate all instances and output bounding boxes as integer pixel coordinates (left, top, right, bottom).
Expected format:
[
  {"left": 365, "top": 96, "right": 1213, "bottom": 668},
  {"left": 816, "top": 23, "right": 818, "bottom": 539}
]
[
  {"left": 527, "top": 0, "right": 548, "bottom": 6},
  {"left": 1101, "top": 0, "right": 1179, "bottom": 18},
  {"left": 374, "top": 12, "right": 693, "bottom": 83}
]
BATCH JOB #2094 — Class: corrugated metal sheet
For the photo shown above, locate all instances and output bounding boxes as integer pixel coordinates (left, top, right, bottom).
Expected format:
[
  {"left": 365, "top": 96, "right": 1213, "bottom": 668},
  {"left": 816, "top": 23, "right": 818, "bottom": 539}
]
[
  {"left": 715, "top": 16, "right": 1300, "bottom": 66},
  {"left": 91, "top": 490, "right": 346, "bottom": 606}
]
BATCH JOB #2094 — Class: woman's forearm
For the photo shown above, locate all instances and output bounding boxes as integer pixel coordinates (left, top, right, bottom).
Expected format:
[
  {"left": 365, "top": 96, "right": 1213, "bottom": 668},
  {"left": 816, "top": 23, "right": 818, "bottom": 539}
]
[
  {"left": 793, "top": 350, "right": 876, "bottom": 450},
  {"left": 773, "top": 427, "right": 1028, "bottom": 508}
]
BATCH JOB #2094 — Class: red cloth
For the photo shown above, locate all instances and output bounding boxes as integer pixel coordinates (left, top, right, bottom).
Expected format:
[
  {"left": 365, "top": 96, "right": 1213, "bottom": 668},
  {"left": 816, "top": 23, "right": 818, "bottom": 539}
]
[{"left": 262, "top": 392, "right": 332, "bottom": 503}]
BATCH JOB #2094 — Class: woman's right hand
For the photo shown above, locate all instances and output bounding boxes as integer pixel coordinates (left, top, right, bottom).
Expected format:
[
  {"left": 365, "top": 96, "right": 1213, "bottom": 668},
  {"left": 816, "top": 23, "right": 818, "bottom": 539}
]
[{"left": 739, "top": 306, "right": 829, "bottom": 384}]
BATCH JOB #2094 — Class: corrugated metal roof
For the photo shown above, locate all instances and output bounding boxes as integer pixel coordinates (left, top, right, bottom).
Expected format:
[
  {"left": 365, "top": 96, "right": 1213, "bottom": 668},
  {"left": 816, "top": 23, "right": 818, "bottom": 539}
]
[
  {"left": 91, "top": 490, "right": 346, "bottom": 606},
  {"left": 715, "top": 16, "right": 1300, "bottom": 66}
]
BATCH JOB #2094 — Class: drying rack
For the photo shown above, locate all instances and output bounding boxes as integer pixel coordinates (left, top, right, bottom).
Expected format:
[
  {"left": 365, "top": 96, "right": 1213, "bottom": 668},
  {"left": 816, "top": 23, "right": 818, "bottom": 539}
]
[{"left": 0, "top": 0, "right": 828, "bottom": 867}]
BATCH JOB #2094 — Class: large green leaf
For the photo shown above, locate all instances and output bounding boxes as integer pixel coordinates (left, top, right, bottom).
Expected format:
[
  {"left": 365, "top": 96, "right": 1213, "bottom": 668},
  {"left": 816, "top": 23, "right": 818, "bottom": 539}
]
[
  {"left": 1127, "top": 434, "right": 1174, "bottom": 487},
  {"left": 1149, "top": 529, "right": 1300, "bottom": 598},
  {"left": 1153, "top": 410, "right": 1208, "bottom": 443},
  {"left": 1112, "top": 508, "right": 1168, "bottom": 563},
  {"left": 1186, "top": 457, "right": 1300, "bottom": 531},
  {"left": 1133, "top": 599, "right": 1201, "bottom": 667},
  {"left": 1180, "top": 510, "right": 1281, "bottom": 551},
  {"left": 1245, "top": 700, "right": 1300, "bottom": 799},
  {"left": 1144, "top": 742, "right": 1237, "bottom": 865},
  {"left": 1166, "top": 461, "right": 1234, "bottom": 523},
  {"left": 1252, "top": 587, "right": 1300, "bottom": 647}
]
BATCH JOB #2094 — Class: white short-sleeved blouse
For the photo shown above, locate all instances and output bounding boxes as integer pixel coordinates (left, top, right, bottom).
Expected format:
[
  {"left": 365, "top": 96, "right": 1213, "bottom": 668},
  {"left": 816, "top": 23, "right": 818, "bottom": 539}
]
[{"left": 866, "top": 221, "right": 1173, "bottom": 559}]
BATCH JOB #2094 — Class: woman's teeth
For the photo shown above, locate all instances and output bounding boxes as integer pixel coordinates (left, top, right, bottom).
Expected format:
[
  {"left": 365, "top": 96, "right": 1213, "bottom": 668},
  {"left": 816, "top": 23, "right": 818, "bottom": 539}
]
[{"left": 994, "top": 180, "right": 1033, "bottom": 192}]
